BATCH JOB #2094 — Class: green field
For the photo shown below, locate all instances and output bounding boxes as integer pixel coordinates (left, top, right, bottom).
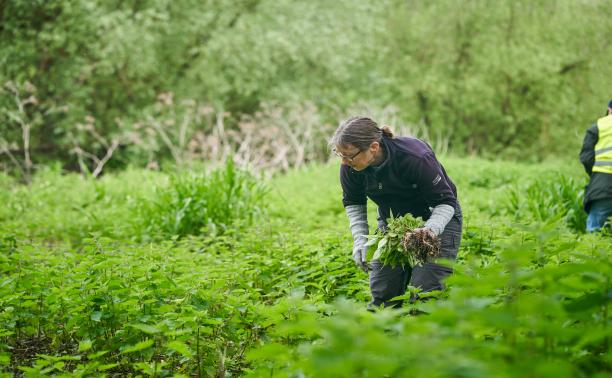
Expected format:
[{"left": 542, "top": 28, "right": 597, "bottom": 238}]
[
  {"left": 0, "top": 157, "right": 610, "bottom": 377},
  {"left": 2, "top": 1, "right": 611, "bottom": 376}
]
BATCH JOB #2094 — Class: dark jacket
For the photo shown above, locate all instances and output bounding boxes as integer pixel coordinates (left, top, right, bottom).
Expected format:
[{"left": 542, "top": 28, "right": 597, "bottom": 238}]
[
  {"left": 340, "top": 136, "right": 458, "bottom": 230},
  {"left": 579, "top": 124, "right": 612, "bottom": 211}
]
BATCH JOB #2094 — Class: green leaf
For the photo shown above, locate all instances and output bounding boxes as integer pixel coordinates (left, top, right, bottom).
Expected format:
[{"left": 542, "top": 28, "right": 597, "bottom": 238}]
[
  {"left": 87, "top": 350, "right": 109, "bottom": 360},
  {"left": 90, "top": 311, "right": 102, "bottom": 322},
  {"left": 167, "top": 341, "right": 193, "bottom": 357},
  {"left": 130, "top": 323, "right": 161, "bottom": 334},
  {"left": 121, "top": 339, "right": 155, "bottom": 354},
  {"left": 246, "top": 343, "right": 289, "bottom": 361},
  {"left": 98, "top": 363, "right": 119, "bottom": 371},
  {"left": 0, "top": 353, "right": 10, "bottom": 365},
  {"left": 365, "top": 237, "right": 379, "bottom": 247},
  {"left": 564, "top": 292, "right": 605, "bottom": 313},
  {"left": 377, "top": 237, "right": 388, "bottom": 249},
  {"left": 78, "top": 339, "right": 93, "bottom": 352},
  {"left": 372, "top": 248, "right": 382, "bottom": 261}
]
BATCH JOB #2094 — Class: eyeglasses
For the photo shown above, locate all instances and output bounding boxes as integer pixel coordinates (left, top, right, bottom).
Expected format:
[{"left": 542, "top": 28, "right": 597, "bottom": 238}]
[{"left": 332, "top": 148, "right": 362, "bottom": 162}]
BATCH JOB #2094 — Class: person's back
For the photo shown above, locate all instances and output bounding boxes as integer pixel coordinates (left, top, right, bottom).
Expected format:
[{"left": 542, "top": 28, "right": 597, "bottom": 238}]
[{"left": 579, "top": 99, "right": 612, "bottom": 232}]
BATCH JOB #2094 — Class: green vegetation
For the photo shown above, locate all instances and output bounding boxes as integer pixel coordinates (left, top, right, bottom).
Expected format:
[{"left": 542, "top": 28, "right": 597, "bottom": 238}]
[
  {"left": 366, "top": 214, "right": 433, "bottom": 268},
  {"left": 2, "top": 0, "right": 611, "bottom": 179},
  {"left": 504, "top": 173, "right": 588, "bottom": 233},
  {"left": 137, "top": 160, "right": 267, "bottom": 240},
  {"left": 0, "top": 158, "right": 609, "bottom": 377},
  {"left": 1, "top": 1, "right": 610, "bottom": 376}
]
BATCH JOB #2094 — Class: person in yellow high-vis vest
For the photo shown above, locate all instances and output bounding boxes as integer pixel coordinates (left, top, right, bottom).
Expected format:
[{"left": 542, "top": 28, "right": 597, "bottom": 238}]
[{"left": 579, "top": 99, "right": 612, "bottom": 232}]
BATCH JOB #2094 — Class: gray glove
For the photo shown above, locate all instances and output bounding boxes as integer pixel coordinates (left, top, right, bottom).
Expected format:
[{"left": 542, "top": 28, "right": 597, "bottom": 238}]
[
  {"left": 346, "top": 204, "right": 369, "bottom": 272},
  {"left": 424, "top": 204, "right": 455, "bottom": 236},
  {"left": 353, "top": 245, "right": 369, "bottom": 273}
]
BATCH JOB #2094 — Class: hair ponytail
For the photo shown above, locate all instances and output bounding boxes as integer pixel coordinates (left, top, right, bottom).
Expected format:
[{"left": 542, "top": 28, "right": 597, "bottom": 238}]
[{"left": 381, "top": 125, "right": 394, "bottom": 139}]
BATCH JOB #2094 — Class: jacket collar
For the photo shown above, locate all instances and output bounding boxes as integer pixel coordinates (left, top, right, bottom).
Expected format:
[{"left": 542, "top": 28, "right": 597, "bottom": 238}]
[{"left": 368, "top": 136, "right": 392, "bottom": 174}]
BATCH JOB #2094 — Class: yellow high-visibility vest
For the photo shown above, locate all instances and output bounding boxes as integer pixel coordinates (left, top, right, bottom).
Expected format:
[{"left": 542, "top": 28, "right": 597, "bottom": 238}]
[{"left": 593, "top": 115, "right": 612, "bottom": 174}]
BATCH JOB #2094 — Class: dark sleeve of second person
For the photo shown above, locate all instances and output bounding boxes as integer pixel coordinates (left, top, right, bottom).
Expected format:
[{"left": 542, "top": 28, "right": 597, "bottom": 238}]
[
  {"left": 340, "top": 165, "right": 367, "bottom": 207},
  {"left": 414, "top": 152, "right": 457, "bottom": 208},
  {"left": 579, "top": 124, "right": 598, "bottom": 176}
]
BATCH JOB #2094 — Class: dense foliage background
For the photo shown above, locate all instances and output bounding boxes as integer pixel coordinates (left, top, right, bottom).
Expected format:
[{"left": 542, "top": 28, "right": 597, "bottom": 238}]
[
  {"left": 1, "top": 0, "right": 611, "bottom": 178},
  {"left": 1, "top": 2, "right": 611, "bottom": 376}
]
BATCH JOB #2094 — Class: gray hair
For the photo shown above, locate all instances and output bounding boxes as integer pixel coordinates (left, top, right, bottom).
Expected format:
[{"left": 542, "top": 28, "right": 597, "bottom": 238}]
[{"left": 329, "top": 116, "right": 394, "bottom": 151}]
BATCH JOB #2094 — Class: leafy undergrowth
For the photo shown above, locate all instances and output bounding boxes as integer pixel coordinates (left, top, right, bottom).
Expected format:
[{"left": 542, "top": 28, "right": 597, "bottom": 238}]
[
  {"left": 0, "top": 229, "right": 368, "bottom": 376},
  {"left": 246, "top": 223, "right": 611, "bottom": 378},
  {"left": 0, "top": 157, "right": 609, "bottom": 377}
]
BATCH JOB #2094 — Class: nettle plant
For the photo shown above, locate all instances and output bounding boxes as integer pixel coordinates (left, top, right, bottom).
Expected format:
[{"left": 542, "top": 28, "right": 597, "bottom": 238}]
[
  {"left": 366, "top": 214, "right": 440, "bottom": 268},
  {"left": 0, "top": 220, "right": 369, "bottom": 376},
  {"left": 0, "top": 159, "right": 609, "bottom": 377},
  {"left": 246, "top": 224, "right": 612, "bottom": 378}
]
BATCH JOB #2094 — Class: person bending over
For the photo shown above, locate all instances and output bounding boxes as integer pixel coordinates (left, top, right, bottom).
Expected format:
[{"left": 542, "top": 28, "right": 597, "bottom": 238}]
[{"left": 330, "top": 117, "right": 462, "bottom": 308}]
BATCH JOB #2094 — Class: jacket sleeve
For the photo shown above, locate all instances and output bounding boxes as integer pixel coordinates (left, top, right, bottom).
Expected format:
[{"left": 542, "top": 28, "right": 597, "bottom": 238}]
[
  {"left": 414, "top": 152, "right": 457, "bottom": 208},
  {"left": 579, "top": 124, "right": 598, "bottom": 176},
  {"left": 377, "top": 205, "right": 390, "bottom": 232}
]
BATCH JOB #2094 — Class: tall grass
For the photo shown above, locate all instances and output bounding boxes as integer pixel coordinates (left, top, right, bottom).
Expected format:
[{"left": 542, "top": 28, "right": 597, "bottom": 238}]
[
  {"left": 503, "top": 173, "right": 587, "bottom": 233},
  {"left": 136, "top": 160, "right": 267, "bottom": 240}
]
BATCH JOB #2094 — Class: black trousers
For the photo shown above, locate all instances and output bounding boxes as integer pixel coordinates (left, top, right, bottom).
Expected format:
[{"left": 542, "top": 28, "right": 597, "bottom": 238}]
[{"left": 368, "top": 208, "right": 463, "bottom": 308}]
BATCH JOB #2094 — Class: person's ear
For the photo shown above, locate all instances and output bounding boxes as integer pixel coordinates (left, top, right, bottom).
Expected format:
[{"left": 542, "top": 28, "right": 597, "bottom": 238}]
[{"left": 370, "top": 141, "right": 380, "bottom": 153}]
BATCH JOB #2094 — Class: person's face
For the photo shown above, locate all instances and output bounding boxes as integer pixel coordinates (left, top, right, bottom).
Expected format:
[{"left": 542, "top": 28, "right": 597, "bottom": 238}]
[{"left": 333, "top": 142, "right": 380, "bottom": 171}]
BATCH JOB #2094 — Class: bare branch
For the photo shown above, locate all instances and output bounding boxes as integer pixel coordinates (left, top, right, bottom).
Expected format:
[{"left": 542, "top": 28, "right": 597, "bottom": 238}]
[
  {"left": 92, "top": 140, "right": 120, "bottom": 178},
  {"left": 148, "top": 115, "right": 182, "bottom": 166},
  {"left": 70, "top": 146, "right": 92, "bottom": 177},
  {"left": 0, "top": 141, "right": 28, "bottom": 179},
  {"left": 72, "top": 145, "right": 101, "bottom": 165},
  {"left": 8, "top": 83, "right": 33, "bottom": 180}
]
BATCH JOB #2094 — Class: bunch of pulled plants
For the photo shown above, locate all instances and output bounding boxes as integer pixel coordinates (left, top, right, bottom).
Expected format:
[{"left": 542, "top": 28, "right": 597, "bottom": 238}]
[{"left": 366, "top": 213, "right": 440, "bottom": 268}]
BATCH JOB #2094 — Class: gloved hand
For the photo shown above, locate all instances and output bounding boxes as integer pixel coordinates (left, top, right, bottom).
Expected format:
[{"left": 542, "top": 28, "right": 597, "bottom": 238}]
[
  {"left": 346, "top": 204, "right": 369, "bottom": 273},
  {"left": 352, "top": 244, "right": 369, "bottom": 272}
]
